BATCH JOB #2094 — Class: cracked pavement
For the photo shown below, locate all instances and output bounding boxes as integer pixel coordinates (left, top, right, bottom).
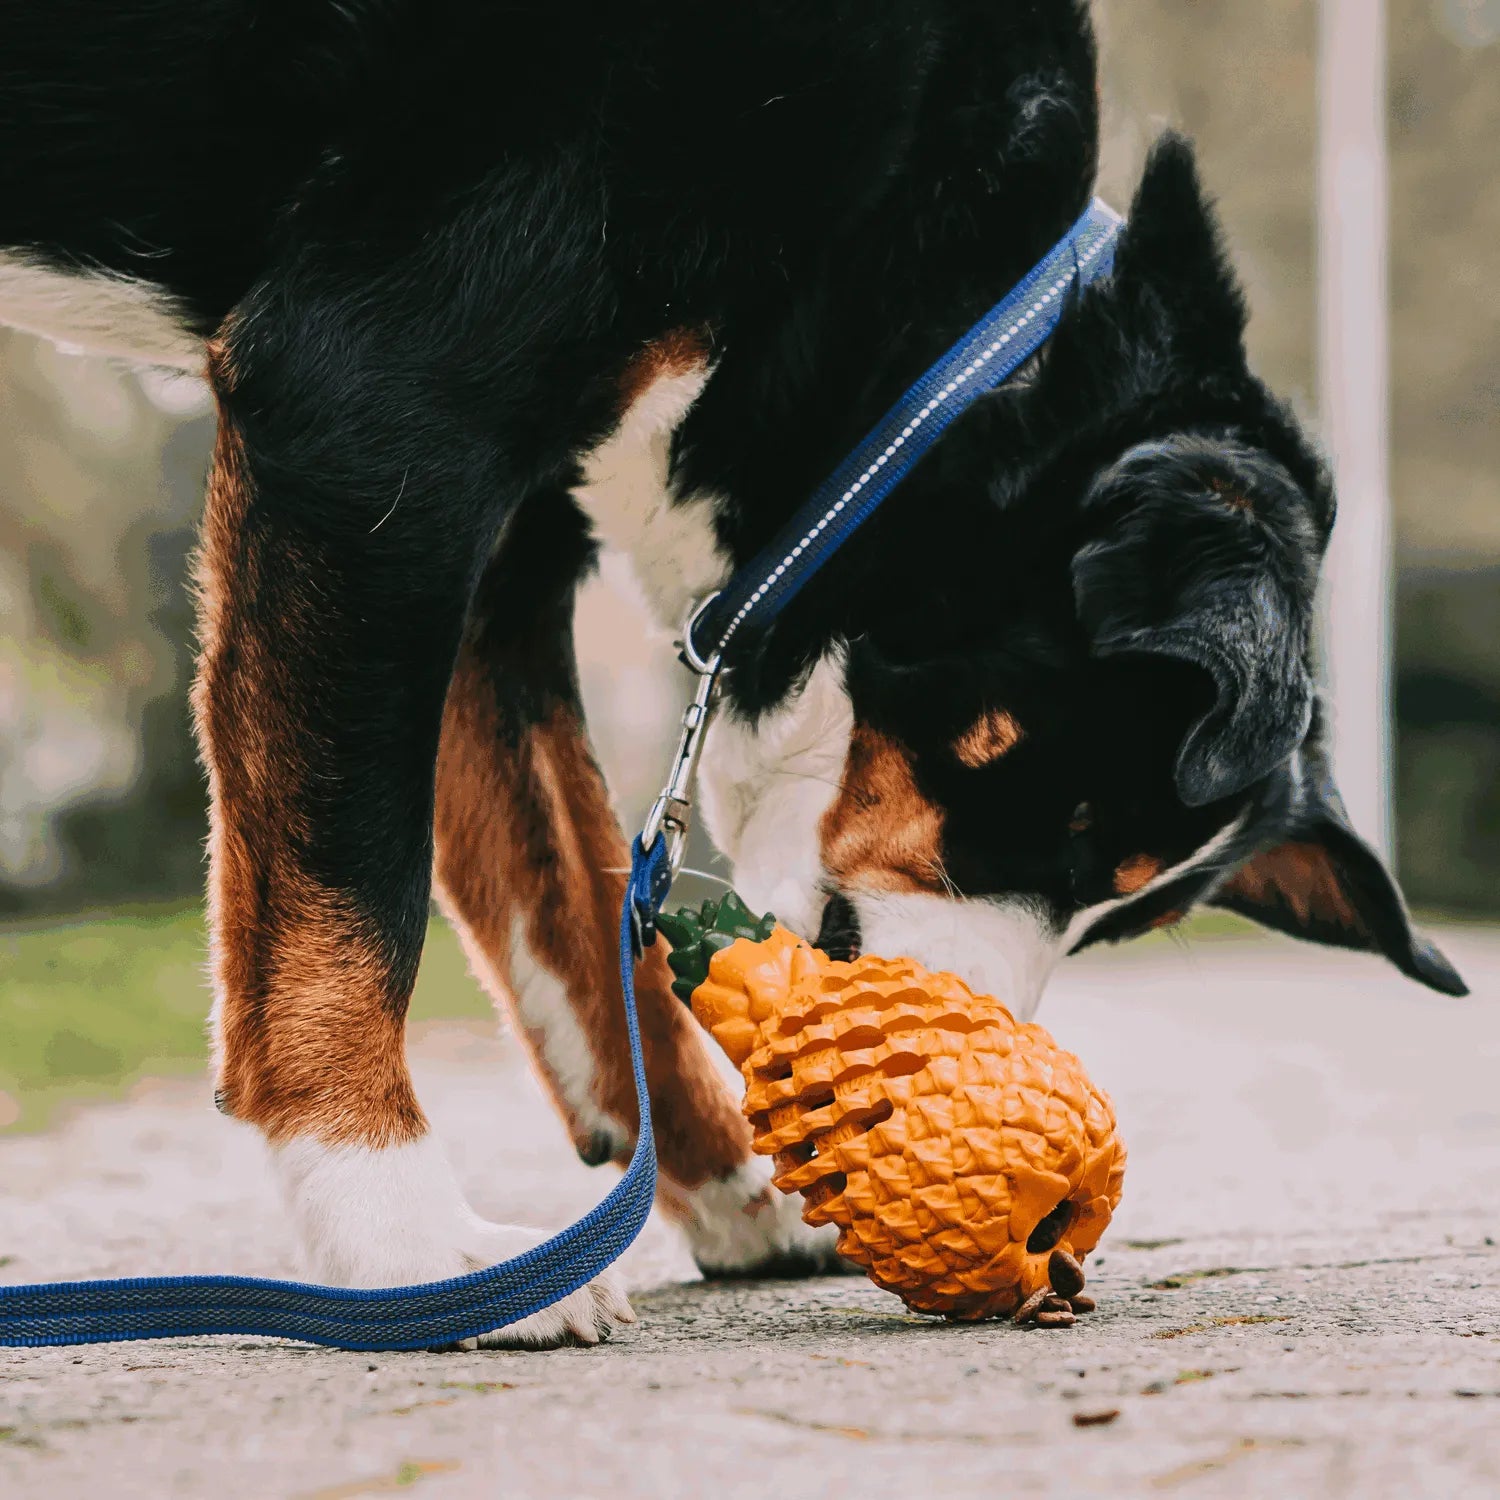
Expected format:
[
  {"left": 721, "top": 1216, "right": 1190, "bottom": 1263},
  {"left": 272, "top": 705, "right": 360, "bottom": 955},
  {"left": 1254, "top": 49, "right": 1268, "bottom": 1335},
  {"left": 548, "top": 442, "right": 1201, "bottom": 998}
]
[{"left": 3, "top": 929, "right": 1499, "bottom": 1498}]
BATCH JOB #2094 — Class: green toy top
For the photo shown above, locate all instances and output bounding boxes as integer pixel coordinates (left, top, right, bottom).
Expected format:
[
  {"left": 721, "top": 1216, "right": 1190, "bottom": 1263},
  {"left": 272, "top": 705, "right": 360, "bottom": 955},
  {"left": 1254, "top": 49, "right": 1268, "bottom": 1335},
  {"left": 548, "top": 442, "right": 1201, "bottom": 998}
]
[{"left": 655, "top": 890, "right": 778, "bottom": 1004}]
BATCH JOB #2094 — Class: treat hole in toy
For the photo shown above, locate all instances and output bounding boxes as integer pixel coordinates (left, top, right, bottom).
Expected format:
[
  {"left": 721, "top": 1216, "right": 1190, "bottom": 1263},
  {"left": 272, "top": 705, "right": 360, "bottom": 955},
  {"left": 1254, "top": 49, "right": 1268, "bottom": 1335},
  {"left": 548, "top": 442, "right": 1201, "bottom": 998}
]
[
  {"left": 878, "top": 1051, "right": 927, "bottom": 1078},
  {"left": 1026, "top": 1200, "right": 1077, "bottom": 1255}
]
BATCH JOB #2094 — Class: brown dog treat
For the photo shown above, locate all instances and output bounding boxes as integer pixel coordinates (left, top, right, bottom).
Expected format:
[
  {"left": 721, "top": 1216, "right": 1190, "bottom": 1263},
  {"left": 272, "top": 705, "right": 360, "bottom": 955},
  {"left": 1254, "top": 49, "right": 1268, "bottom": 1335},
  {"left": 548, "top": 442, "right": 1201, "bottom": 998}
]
[
  {"left": 1072, "top": 1409, "right": 1120, "bottom": 1428},
  {"left": 1049, "top": 1248, "right": 1087, "bottom": 1299},
  {"left": 1036, "top": 1309, "right": 1076, "bottom": 1329},
  {"left": 1069, "top": 1294, "right": 1097, "bottom": 1314},
  {"left": 1013, "top": 1288, "right": 1052, "bottom": 1325}
]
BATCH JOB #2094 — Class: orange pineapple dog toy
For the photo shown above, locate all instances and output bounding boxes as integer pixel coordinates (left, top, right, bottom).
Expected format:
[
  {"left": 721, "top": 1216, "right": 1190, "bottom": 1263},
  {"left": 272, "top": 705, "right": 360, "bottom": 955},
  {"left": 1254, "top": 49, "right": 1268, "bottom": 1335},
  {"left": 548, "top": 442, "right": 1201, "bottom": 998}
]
[{"left": 658, "top": 894, "right": 1126, "bottom": 1326}]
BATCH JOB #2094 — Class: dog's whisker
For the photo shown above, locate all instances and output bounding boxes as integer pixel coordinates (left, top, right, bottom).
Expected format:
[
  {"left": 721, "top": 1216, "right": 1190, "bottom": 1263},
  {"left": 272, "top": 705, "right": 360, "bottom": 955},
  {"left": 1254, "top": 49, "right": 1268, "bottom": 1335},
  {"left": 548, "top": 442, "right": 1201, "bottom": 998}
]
[
  {"left": 925, "top": 855, "right": 967, "bottom": 902},
  {"left": 771, "top": 770, "right": 849, "bottom": 795}
]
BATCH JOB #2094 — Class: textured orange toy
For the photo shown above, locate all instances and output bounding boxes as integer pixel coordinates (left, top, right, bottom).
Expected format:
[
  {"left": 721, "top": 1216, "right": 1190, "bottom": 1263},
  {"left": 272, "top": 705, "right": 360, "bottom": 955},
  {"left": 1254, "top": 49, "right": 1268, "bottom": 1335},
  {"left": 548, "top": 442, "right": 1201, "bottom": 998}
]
[{"left": 658, "top": 895, "right": 1126, "bottom": 1322}]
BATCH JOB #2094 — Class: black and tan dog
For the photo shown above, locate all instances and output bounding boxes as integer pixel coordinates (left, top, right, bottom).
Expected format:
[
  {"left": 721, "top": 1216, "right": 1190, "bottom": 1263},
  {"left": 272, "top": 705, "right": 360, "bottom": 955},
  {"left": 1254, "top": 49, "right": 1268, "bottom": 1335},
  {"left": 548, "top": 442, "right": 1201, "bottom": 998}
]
[{"left": 0, "top": 0, "right": 1464, "bottom": 1345}]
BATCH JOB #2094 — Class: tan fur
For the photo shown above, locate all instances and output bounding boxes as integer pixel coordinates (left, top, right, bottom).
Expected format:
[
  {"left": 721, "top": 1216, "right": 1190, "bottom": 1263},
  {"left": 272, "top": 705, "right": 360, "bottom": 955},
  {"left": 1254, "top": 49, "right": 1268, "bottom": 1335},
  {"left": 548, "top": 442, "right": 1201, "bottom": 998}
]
[
  {"left": 1208, "top": 474, "right": 1254, "bottom": 513},
  {"left": 432, "top": 647, "right": 752, "bottom": 1201},
  {"left": 953, "top": 708, "right": 1024, "bottom": 768},
  {"left": 616, "top": 327, "right": 710, "bottom": 410},
  {"left": 1112, "top": 853, "right": 1164, "bottom": 896},
  {"left": 194, "top": 371, "right": 424, "bottom": 1149},
  {"left": 820, "top": 727, "right": 946, "bottom": 894},
  {"left": 1221, "top": 841, "right": 1366, "bottom": 934}
]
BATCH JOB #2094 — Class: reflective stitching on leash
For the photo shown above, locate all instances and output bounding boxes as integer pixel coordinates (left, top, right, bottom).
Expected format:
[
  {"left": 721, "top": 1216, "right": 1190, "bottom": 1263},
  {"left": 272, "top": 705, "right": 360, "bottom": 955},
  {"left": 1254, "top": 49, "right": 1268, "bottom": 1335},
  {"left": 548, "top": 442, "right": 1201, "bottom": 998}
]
[{"left": 692, "top": 199, "right": 1122, "bottom": 664}]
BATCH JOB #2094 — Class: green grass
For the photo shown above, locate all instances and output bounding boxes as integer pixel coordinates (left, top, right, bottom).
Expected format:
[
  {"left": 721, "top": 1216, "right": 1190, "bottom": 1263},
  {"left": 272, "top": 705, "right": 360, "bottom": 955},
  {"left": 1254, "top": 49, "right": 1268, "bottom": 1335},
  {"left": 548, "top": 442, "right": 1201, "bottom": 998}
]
[
  {"left": 0, "top": 903, "right": 488, "bottom": 1135},
  {"left": 0, "top": 896, "right": 1273, "bottom": 1136}
]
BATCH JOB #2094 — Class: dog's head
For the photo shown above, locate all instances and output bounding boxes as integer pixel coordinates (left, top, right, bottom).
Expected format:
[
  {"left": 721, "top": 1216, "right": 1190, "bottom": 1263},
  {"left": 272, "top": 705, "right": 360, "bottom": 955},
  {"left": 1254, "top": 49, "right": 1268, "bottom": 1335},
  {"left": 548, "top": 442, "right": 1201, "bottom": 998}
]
[{"left": 699, "top": 136, "right": 1466, "bottom": 1011}]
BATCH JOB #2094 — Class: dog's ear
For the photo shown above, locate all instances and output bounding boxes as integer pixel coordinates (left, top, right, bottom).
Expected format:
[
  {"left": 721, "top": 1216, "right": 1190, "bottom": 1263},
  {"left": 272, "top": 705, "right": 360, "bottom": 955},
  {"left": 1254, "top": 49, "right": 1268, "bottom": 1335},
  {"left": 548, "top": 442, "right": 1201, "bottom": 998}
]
[
  {"left": 1110, "top": 131, "right": 1248, "bottom": 372},
  {"left": 1210, "top": 732, "right": 1468, "bottom": 996},
  {"left": 1072, "top": 436, "right": 1319, "bottom": 806}
]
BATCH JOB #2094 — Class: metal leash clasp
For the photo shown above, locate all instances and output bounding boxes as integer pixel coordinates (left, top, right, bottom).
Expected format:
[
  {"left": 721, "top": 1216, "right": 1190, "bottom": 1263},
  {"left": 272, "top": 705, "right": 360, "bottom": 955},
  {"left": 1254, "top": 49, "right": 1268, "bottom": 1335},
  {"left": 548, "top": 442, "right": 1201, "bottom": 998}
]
[{"left": 639, "top": 594, "right": 723, "bottom": 889}]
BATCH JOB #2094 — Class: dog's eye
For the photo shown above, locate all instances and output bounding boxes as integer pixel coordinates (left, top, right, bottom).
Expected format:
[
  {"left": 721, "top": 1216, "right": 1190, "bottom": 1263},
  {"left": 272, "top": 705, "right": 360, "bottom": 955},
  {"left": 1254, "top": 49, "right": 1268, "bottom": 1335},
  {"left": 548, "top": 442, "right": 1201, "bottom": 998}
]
[{"left": 1068, "top": 801, "right": 1094, "bottom": 834}]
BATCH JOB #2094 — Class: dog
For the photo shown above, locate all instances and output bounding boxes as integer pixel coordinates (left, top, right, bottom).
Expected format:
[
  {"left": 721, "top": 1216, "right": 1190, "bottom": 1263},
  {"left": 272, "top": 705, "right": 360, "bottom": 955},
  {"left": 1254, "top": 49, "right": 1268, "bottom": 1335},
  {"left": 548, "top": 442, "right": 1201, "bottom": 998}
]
[{"left": 2, "top": 0, "right": 1466, "bottom": 1347}]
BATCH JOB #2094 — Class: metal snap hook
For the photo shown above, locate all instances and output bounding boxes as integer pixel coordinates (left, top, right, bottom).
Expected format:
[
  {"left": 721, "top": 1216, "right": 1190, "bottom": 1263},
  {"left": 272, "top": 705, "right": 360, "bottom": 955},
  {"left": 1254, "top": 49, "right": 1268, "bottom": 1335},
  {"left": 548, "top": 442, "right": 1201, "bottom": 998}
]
[
  {"left": 639, "top": 658, "right": 722, "bottom": 884},
  {"left": 679, "top": 591, "right": 723, "bottom": 676}
]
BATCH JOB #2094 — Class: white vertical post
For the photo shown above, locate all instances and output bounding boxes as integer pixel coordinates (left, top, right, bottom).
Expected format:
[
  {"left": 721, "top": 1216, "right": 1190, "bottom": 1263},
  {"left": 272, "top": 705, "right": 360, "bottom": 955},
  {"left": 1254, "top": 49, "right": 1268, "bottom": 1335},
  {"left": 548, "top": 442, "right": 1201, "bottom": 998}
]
[{"left": 1318, "top": 0, "right": 1394, "bottom": 856}]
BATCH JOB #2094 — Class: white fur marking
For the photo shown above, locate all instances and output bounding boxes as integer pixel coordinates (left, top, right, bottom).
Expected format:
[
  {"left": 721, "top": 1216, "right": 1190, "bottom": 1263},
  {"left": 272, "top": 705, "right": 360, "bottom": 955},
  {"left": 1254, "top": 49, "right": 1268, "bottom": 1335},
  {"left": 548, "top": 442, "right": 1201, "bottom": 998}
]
[
  {"left": 270, "top": 1134, "right": 633, "bottom": 1346},
  {"left": 0, "top": 253, "right": 203, "bottom": 370},
  {"left": 1060, "top": 810, "right": 1252, "bottom": 953},
  {"left": 573, "top": 360, "right": 728, "bottom": 627},
  {"left": 852, "top": 890, "right": 1065, "bottom": 1022},
  {"left": 698, "top": 650, "right": 854, "bottom": 938},
  {"left": 503, "top": 915, "right": 632, "bottom": 1161},
  {"left": 845, "top": 817, "right": 1254, "bottom": 1023},
  {"left": 677, "top": 1158, "right": 843, "bottom": 1275}
]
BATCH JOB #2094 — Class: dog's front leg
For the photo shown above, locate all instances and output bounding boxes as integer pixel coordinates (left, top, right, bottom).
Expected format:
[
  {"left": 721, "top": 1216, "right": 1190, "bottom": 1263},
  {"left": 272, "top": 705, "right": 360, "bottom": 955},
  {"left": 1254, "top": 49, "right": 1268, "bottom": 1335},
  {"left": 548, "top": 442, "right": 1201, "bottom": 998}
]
[
  {"left": 193, "top": 289, "right": 632, "bottom": 1347},
  {"left": 431, "top": 494, "right": 845, "bottom": 1278}
]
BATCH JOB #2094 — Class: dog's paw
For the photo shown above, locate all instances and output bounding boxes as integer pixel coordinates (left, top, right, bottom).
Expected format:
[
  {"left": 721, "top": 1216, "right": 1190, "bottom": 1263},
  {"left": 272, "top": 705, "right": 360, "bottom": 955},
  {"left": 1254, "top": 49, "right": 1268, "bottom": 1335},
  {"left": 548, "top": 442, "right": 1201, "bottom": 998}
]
[
  {"left": 271, "top": 1134, "right": 636, "bottom": 1347},
  {"left": 453, "top": 1261, "right": 636, "bottom": 1350},
  {"left": 677, "top": 1159, "right": 853, "bottom": 1279},
  {"left": 444, "top": 1218, "right": 635, "bottom": 1349}
]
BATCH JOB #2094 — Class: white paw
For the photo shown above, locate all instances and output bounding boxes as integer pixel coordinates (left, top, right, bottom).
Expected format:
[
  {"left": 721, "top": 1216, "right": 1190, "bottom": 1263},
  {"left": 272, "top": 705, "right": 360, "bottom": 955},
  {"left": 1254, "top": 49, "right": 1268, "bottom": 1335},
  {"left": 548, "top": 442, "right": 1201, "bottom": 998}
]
[
  {"left": 678, "top": 1157, "right": 849, "bottom": 1278},
  {"left": 270, "top": 1134, "right": 635, "bottom": 1348},
  {"left": 455, "top": 1258, "right": 636, "bottom": 1350}
]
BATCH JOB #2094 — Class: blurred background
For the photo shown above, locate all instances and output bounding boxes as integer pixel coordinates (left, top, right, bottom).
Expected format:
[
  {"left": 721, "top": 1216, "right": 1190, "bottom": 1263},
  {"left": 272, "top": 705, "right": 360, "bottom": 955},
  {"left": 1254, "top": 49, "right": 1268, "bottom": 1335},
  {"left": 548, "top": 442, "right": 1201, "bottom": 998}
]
[{"left": 1, "top": 0, "right": 1496, "bottom": 1133}]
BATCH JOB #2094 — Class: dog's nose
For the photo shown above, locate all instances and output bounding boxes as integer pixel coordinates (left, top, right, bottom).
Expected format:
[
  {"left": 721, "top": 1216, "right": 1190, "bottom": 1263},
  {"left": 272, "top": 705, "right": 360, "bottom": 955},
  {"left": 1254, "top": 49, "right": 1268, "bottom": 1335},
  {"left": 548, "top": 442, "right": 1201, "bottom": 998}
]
[{"left": 813, "top": 892, "right": 862, "bottom": 960}]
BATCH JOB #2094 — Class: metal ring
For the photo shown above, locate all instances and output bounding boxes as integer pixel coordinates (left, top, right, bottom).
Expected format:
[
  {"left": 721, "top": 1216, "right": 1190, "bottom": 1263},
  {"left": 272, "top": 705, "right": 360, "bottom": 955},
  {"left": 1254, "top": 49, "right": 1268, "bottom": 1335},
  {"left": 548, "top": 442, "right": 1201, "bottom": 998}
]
[{"left": 679, "top": 592, "right": 723, "bottom": 676}]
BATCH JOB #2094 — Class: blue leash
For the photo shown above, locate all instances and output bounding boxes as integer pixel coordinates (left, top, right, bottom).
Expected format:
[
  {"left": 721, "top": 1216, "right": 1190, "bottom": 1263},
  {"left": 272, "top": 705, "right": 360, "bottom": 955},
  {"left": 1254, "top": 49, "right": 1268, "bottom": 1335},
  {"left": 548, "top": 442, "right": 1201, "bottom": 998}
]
[
  {"left": 0, "top": 198, "right": 1121, "bottom": 1352},
  {"left": 687, "top": 198, "right": 1122, "bottom": 667},
  {"left": 0, "top": 839, "right": 669, "bottom": 1352}
]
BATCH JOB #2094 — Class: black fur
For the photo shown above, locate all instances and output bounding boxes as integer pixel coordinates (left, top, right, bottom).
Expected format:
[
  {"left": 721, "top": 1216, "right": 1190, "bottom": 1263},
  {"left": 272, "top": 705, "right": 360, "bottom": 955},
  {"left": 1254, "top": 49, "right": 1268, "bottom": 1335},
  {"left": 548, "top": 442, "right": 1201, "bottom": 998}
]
[
  {"left": 1073, "top": 433, "right": 1319, "bottom": 808},
  {"left": 1, "top": 0, "right": 1463, "bottom": 997}
]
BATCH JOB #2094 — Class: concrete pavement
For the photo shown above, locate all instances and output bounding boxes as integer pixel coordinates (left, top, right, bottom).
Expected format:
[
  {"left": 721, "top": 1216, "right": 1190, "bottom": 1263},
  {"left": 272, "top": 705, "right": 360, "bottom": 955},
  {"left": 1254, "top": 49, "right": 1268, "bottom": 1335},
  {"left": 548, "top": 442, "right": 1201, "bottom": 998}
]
[{"left": 3, "top": 928, "right": 1499, "bottom": 1498}]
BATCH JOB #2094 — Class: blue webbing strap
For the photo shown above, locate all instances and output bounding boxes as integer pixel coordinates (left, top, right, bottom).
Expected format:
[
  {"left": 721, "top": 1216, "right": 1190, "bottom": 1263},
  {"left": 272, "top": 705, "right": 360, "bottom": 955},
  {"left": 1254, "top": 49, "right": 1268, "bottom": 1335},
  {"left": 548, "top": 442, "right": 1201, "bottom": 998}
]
[
  {"left": 689, "top": 197, "right": 1123, "bottom": 666},
  {"left": 0, "top": 838, "right": 670, "bottom": 1351}
]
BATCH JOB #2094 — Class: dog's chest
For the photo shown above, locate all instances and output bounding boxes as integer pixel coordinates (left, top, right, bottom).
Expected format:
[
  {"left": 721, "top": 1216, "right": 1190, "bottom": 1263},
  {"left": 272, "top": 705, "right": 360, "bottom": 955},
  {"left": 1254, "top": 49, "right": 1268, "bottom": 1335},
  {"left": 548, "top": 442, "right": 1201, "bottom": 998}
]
[{"left": 573, "top": 337, "right": 728, "bottom": 629}]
